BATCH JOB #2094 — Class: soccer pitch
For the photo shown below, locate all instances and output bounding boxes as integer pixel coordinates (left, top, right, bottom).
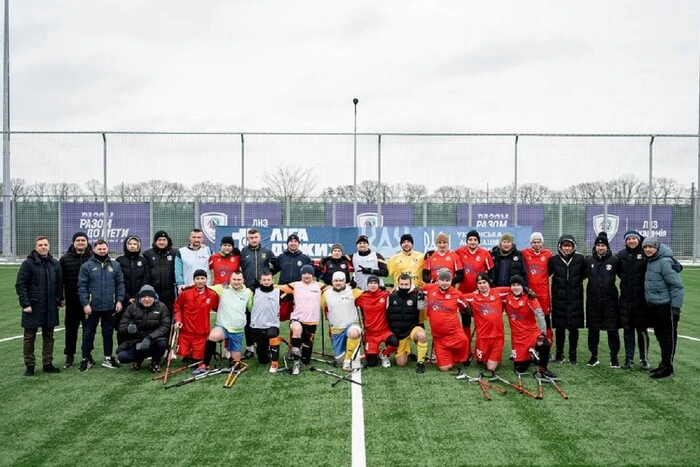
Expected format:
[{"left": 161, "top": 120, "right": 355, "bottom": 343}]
[{"left": 1, "top": 265, "right": 699, "bottom": 466}]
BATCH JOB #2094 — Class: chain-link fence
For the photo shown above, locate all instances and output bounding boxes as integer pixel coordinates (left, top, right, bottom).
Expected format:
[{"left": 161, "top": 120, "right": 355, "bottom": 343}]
[{"left": 1, "top": 132, "right": 698, "bottom": 260}]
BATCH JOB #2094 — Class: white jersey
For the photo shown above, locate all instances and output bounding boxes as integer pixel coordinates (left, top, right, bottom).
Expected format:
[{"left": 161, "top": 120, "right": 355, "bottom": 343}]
[
  {"left": 352, "top": 251, "right": 383, "bottom": 291},
  {"left": 178, "top": 245, "right": 212, "bottom": 286},
  {"left": 323, "top": 286, "right": 359, "bottom": 330},
  {"left": 251, "top": 287, "right": 281, "bottom": 329}
]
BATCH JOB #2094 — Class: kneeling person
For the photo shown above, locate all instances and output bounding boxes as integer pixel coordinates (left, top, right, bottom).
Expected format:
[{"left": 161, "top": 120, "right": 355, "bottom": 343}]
[
  {"left": 118, "top": 285, "right": 171, "bottom": 372},
  {"left": 355, "top": 275, "right": 396, "bottom": 368},
  {"left": 322, "top": 271, "right": 363, "bottom": 371},
  {"left": 386, "top": 274, "right": 429, "bottom": 373},
  {"left": 250, "top": 271, "right": 282, "bottom": 373}
]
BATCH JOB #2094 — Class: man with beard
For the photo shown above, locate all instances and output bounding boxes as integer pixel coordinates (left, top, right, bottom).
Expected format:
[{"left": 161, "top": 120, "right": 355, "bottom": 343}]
[
  {"left": 116, "top": 235, "right": 150, "bottom": 345},
  {"left": 423, "top": 232, "right": 463, "bottom": 286},
  {"left": 322, "top": 271, "right": 364, "bottom": 371},
  {"left": 351, "top": 235, "right": 389, "bottom": 291},
  {"left": 277, "top": 233, "right": 313, "bottom": 323},
  {"left": 176, "top": 228, "right": 212, "bottom": 291},
  {"left": 388, "top": 233, "right": 426, "bottom": 327},
  {"left": 355, "top": 275, "right": 395, "bottom": 368},
  {"left": 143, "top": 230, "right": 178, "bottom": 314},
  {"left": 386, "top": 274, "right": 429, "bottom": 373},
  {"left": 59, "top": 231, "right": 92, "bottom": 368}
]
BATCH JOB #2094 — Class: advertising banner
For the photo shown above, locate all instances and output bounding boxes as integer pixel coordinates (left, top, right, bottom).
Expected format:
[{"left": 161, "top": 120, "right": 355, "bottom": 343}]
[
  {"left": 457, "top": 204, "right": 545, "bottom": 235},
  {"left": 61, "top": 203, "right": 150, "bottom": 252},
  {"left": 585, "top": 205, "right": 672, "bottom": 252},
  {"left": 324, "top": 203, "right": 414, "bottom": 227},
  {"left": 199, "top": 203, "right": 282, "bottom": 247}
]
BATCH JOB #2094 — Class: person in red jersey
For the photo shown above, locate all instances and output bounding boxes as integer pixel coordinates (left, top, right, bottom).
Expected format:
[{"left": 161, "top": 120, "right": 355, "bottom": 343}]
[
  {"left": 504, "top": 275, "right": 557, "bottom": 379},
  {"left": 521, "top": 232, "right": 553, "bottom": 344},
  {"left": 423, "top": 232, "right": 464, "bottom": 285},
  {"left": 355, "top": 275, "right": 396, "bottom": 368},
  {"left": 209, "top": 236, "right": 241, "bottom": 285},
  {"left": 422, "top": 268, "right": 469, "bottom": 372},
  {"left": 454, "top": 229, "right": 493, "bottom": 364},
  {"left": 173, "top": 269, "right": 220, "bottom": 363},
  {"left": 463, "top": 273, "right": 509, "bottom": 375}
]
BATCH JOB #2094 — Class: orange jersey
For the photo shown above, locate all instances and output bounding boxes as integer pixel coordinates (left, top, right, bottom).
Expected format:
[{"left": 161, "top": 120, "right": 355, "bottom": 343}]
[
  {"left": 464, "top": 287, "right": 509, "bottom": 340},
  {"left": 173, "top": 286, "right": 220, "bottom": 335},
  {"left": 521, "top": 248, "right": 552, "bottom": 314},
  {"left": 424, "top": 250, "right": 463, "bottom": 282},
  {"left": 454, "top": 246, "right": 493, "bottom": 294},
  {"left": 422, "top": 283, "right": 466, "bottom": 338},
  {"left": 209, "top": 252, "right": 241, "bottom": 285},
  {"left": 355, "top": 289, "right": 391, "bottom": 335}
]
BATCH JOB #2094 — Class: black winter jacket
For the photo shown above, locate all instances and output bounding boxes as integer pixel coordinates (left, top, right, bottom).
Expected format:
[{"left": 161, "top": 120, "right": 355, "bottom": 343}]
[
  {"left": 117, "top": 301, "right": 170, "bottom": 351},
  {"left": 143, "top": 240, "right": 177, "bottom": 310},
  {"left": 116, "top": 240, "right": 150, "bottom": 306},
  {"left": 240, "top": 245, "right": 278, "bottom": 289},
  {"left": 489, "top": 246, "right": 528, "bottom": 287},
  {"left": 16, "top": 251, "right": 63, "bottom": 329},
  {"left": 548, "top": 235, "right": 586, "bottom": 329},
  {"left": 59, "top": 244, "right": 93, "bottom": 308},
  {"left": 319, "top": 255, "right": 352, "bottom": 284},
  {"left": 584, "top": 250, "right": 620, "bottom": 330},
  {"left": 616, "top": 245, "right": 648, "bottom": 329},
  {"left": 386, "top": 288, "right": 421, "bottom": 340}
]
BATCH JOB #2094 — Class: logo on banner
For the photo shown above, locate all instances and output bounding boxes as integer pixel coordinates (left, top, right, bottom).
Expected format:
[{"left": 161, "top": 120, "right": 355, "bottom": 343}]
[
  {"left": 357, "top": 212, "right": 383, "bottom": 227},
  {"left": 592, "top": 214, "right": 619, "bottom": 241},
  {"left": 201, "top": 212, "right": 228, "bottom": 242}
]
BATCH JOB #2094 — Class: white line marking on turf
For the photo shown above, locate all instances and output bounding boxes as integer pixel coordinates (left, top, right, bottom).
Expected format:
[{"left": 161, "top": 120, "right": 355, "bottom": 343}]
[
  {"left": 647, "top": 330, "right": 700, "bottom": 343},
  {"left": 351, "top": 357, "right": 366, "bottom": 467},
  {"left": 0, "top": 327, "right": 65, "bottom": 343}
]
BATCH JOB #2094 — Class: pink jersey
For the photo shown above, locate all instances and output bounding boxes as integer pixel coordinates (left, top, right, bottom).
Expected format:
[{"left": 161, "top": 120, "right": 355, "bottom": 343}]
[{"left": 286, "top": 281, "right": 322, "bottom": 324}]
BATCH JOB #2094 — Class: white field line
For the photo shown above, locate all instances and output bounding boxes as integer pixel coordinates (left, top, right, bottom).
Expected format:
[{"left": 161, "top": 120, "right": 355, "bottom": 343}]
[
  {"left": 647, "top": 329, "right": 700, "bottom": 343},
  {"left": 0, "top": 327, "right": 65, "bottom": 343},
  {"left": 351, "top": 355, "right": 366, "bottom": 467}
]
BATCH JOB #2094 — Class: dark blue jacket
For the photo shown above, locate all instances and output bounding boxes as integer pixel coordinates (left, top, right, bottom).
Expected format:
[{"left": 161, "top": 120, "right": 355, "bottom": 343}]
[{"left": 78, "top": 256, "right": 125, "bottom": 310}]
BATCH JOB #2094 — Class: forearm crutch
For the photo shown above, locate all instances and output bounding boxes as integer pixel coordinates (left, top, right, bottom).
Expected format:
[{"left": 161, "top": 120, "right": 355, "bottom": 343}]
[
  {"left": 223, "top": 361, "right": 249, "bottom": 389},
  {"left": 309, "top": 365, "right": 365, "bottom": 386},
  {"left": 162, "top": 327, "right": 180, "bottom": 385}
]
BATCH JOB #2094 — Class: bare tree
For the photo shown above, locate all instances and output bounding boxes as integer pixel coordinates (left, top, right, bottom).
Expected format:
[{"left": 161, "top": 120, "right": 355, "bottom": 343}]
[
  {"left": 432, "top": 185, "right": 462, "bottom": 203},
  {"left": 84, "top": 179, "right": 104, "bottom": 202},
  {"left": 518, "top": 183, "right": 552, "bottom": 204},
  {"left": 603, "top": 174, "right": 642, "bottom": 204},
  {"left": 262, "top": 167, "right": 315, "bottom": 203},
  {"left": 50, "top": 182, "right": 83, "bottom": 200}
]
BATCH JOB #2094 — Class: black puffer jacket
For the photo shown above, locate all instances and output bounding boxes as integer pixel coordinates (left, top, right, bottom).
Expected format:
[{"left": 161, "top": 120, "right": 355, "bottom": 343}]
[
  {"left": 16, "top": 251, "right": 63, "bottom": 329},
  {"left": 319, "top": 255, "right": 352, "bottom": 284},
  {"left": 143, "top": 236, "right": 177, "bottom": 310},
  {"left": 116, "top": 236, "right": 150, "bottom": 306},
  {"left": 616, "top": 245, "right": 648, "bottom": 329},
  {"left": 117, "top": 288, "right": 171, "bottom": 351},
  {"left": 386, "top": 287, "right": 421, "bottom": 340},
  {"left": 548, "top": 235, "right": 586, "bottom": 329},
  {"left": 59, "top": 244, "right": 93, "bottom": 308},
  {"left": 489, "top": 246, "right": 527, "bottom": 287},
  {"left": 584, "top": 249, "right": 620, "bottom": 330}
]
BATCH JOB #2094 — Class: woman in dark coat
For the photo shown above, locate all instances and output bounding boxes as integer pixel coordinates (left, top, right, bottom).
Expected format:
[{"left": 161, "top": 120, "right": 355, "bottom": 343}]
[{"left": 15, "top": 236, "right": 63, "bottom": 376}]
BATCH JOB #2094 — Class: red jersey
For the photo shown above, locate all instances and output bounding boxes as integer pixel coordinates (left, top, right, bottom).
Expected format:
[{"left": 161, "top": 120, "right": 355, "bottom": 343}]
[
  {"left": 209, "top": 252, "right": 241, "bottom": 285},
  {"left": 504, "top": 292, "right": 542, "bottom": 347},
  {"left": 464, "top": 287, "right": 509, "bottom": 340},
  {"left": 424, "top": 250, "right": 463, "bottom": 282},
  {"left": 173, "top": 286, "right": 220, "bottom": 335},
  {"left": 422, "top": 283, "right": 466, "bottom": 338},
  {"left": 454, "top": 246, "right": 493, "bottom": 294},
  {"left": 355, "top": 289, "right": 391, "bottom": 334},
  {"left": 521, "top": 248, "right": 552, "bottom": 314}
]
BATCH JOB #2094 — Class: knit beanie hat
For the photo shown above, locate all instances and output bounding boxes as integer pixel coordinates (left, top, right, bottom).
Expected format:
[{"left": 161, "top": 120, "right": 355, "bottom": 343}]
[
  {"left": 400, "top": 233, "right": 414, "bottom": 245},
  {"left": 642, "top": 237, "right": 660, "bottom": 249},
  {"left": 466, "top": 230, "right": 480, "bottom": 242}
]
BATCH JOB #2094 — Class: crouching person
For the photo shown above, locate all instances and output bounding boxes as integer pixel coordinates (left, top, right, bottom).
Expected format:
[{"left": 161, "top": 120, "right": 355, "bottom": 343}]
[{"left": 117, "top": 285, "right": 170, "bottom": 373}]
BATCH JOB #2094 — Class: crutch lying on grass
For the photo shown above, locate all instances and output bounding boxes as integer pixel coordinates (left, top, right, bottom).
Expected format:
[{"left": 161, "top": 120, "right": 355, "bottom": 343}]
[
  {"left": 153, "top": 360, "right": 202, "bottom": 382},
  {"left": 533, "top": 372, "right": 568, "bottom": 400},
  {"left": 223, "top": 361, "right": 249, "bottom": 389},
  {"left": 275, "top": 356, "right": 292, "bottom": 374},
  {"left": 491, "top": 371, "right": 540, "bottom": 400},
  {"left": 309, "top": 366, "right": 365, "bottom": 386},
  {"left": 164, "top": 366, "right": 227, "bottom": 389},
  {"left": 454, "top": 370, "right": 507, "bottom": 401}
]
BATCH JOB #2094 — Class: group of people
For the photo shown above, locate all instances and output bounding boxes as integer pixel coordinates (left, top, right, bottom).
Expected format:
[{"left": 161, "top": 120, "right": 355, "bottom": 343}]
[{"left": 16, "top": 226, "right": 684, "bottom": 381}]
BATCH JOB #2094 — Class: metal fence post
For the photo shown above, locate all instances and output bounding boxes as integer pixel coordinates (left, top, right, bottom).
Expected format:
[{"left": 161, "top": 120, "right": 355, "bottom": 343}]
[
  {"left": 648, "top": 136, "right": 655, "bottom": 237},
  {"left": 102, "top": 132, "right": 108, "bottom": 240},
  {"left": 240, "top": 133, "right": 245, "bottom": 226},
  {"left": 377, "top": 134, "right": 382, "bottom": 220},
  {"left": 514, "top": 134, "right": 519, "bottom": 226}
]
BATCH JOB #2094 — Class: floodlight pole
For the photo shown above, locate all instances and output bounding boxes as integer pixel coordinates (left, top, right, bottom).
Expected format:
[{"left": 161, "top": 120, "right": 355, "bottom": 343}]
[
  {"left": 2, "top": 0, "right": 11, "bottom": 259},
  {"left": 353, "top": 98, "right": 358, "bottom": 227}
]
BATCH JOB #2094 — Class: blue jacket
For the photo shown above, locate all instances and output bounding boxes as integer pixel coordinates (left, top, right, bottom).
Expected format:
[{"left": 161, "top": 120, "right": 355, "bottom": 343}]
[
  {"left": 644, "top": 244, "right": 684, "bottom": 308},
  {"left": 78, "top": 256, "right": 126, "bottom": 310}
]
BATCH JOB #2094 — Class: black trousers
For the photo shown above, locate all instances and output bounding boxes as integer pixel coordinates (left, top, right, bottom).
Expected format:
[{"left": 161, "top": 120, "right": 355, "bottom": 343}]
[
  {"left": 623, "top": 326, "right": 649, "bottom": 363},
  {"left": 63, "top": 304, "right": 86, "bottom": 357},
  {"left": 555, "top": 328, "right": 579, "bottom": 361},
  {"left": 587, "top": 329, "right": 621, "bottom": 360},
  {"left": 648, "top": 303, "right": 678, "bottom": 367}
]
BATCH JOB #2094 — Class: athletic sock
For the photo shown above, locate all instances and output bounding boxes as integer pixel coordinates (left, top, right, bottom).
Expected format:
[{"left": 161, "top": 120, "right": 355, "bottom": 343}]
[
  {"left": 416, "top": 341, "right": 428, "bottom": 362},
  {"left": 345, "top": 337, "right": 360, "bottom": 361},
  {"left": 203, "top": 340, "right": 217, "bottom": 366}
]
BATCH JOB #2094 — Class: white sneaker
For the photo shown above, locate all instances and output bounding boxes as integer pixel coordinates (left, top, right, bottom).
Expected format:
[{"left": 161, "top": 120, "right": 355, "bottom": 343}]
[
  {"left": 380, "top": 353, "right": 391, "bottom": 368},
  {"left": 292, "top": 361, "right": 300, "bottom": 376},
  {"left": 342, "top": 360, "right": 351, "bottom": 372},
  {"left": 269, "top": 362, "right": 278, "bottom": 373}
]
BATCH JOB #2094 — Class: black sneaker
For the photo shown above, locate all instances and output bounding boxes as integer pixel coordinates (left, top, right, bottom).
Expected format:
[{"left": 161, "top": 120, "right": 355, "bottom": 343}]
[
  {"left": 587, "top": 357, "right": 600, "bottom": 367},
  {"left": 24, "top": 366, "right": 35, "bottom": 376},
  {"left": 621, "top": 360, "right": 634, "bottom": 370},
  {"left": 568, "top": 358, "right": 578, "bottom": 365},
  {"left": 463, "top": 354, "right": 473, "bottom": 367},
  {"left": 650, "top": 363, "right": 665, "bottom": 374},
  {"left": 640, "top": 360, "right": 651, "bottom": 370},
  {"left": 64, "top": 355, "right": 74, "bottom": 369},
  {"left": 43, "top": 364, "right": 61, "bottom": 373},
  {"left": 151, "top": 362, "right": 161, "bottom": 374},
  {"left": 610, "top": 358, "right": 621, "bottom": 369},
  {"left": 553, "top": 355, "right": 564, "bottom": 364},
  {"left": 102, "top": 357, "right": 119, "bottom": 369},
  {"left": 88, "top": 355, "right": 96, "bottom": 366},
  {"left": 650, "top": 365, "right": 674, "bottom": 379},
  {"left": 78, "top": 358, "right": 91, "bottom": 372},
  {"left": 241, "top": 349, "right": 255, "bottom": 360},
  {"left": 415, "top": 362, "right": 426, "bottom": 374},
  {"left": 408, "top": 353, "right": 418, "bottom": 362},
  {"left": 534, "top": 369, "right": 558, "bottom": 380}
]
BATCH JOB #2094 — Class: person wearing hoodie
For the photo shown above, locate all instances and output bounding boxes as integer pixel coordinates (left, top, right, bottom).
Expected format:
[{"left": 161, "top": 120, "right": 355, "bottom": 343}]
[
  {"left": 77, "top": 239, "right": 125, "bottom": 372},
  {"left": 616, "top": 230, "right": 651, "bottom": 370},
  {"left": 584, "top": 232, "right": 622, "bottom": 368},
  {"left": 642, "top": 236, "right": 684, "bottom": 379},
  {"left": 143, "top": 230, "right": 178, "bottom": 313},
  {"left": 59, "top": 231, "right": 93, "bottom": 368},
  {"left": 489, "top": 232, "right": 527, "bottom": 287},
  {"left": 15, "top": 236, "right": 63, "bottom": 376},
  {"left": 116, "top": 235, "right": 150, "bottom": 345},
  {"left": 548, "top": 234, "right": 586, "bottom": 364},
  {"left": 117, "top": 285, "right": 170, "bottom": 373}
]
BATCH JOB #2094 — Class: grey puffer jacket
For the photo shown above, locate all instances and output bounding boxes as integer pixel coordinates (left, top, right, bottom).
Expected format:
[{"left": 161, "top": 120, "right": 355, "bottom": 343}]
[{"left": 644, "top": 243, "right": 684, "bottom": 308}]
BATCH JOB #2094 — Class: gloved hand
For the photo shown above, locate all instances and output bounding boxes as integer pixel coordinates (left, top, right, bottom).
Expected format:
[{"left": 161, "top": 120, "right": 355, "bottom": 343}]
[
  {"left": 349, "top": 279, "right": 357, "bottom": 289},
  {"left": 527, "top": 288, "right": 537, "bottom": 299},
  {"left": 136, "top": 337, "right": 151, "bottom": 350},
  {"left": 672, "top": 307, "right": 681, "bottom": 317},
  {"left": 127, "top": 323, "right": 137, "bottom": 334},
  {"left": 359, "top": 266, "right": 372, "bottom": 274},
  {"left": 536, "top": 333, "right": 546, "bottom": 346},
  {"left": 424, "top": 250, "right": 435, "bottom": 260}
]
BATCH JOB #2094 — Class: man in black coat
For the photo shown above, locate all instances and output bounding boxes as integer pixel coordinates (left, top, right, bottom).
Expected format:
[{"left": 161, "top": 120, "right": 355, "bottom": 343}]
[
  {"left": 15, "top": 236, "right": 63, "bottom": 376},
  {"left": 584, "top": 232, "right": 621, "bottom": 368},
  {"left": 116, "top": 235, "right": 150, "bottom": 345},
  {"left": 143, "top": 230, "right": 178, "bottom": 314},
  {"left": 616, "top": 230, "right": 650, "bottom": 370},
  {"left": 59, "top": 231, "right": 92, "bottom": 368},
  {"left": 117, "top": 285, "right": 170, "bottom": 373}
]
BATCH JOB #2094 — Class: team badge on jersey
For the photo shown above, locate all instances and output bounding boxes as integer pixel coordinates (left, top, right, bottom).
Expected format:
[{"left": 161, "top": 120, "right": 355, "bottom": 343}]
[
  {"left": 606, "top": 264, "right": 612, "bottom": 271},
  {"left": 541, "top": 256, "right": 546, "bottom": 262},
  {"left": 407, "top": 300, "right": 413, "bottom": 306},
  {"left": 297, "top": 260, "right": 302, "bottom": 266},
  {"left": 167, "top": 255, "right": 172, "bottom": 261},
  {"left": 341, "top": 264, "right": 346, "bottom": 269}
]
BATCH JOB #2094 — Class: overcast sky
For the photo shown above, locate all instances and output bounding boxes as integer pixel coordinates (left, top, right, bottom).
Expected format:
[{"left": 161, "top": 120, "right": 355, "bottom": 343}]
[{"left": 5, "top": 1, "right": 700, "bottom": 135}]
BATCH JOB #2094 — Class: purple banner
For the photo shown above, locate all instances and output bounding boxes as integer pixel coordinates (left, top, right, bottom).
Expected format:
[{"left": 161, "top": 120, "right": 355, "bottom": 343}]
[
  {"left": 61, "top": 203, "right": 150, "bottom": 252},
  {"left": 585, "top": 205, "right": 672, "bottom": 252},
  {"left": 324, "top": 203, "right": 414, "bottom": 227},
  {"left": 457, "top": 204, "right": 545, "bottom": 238},
  {"left": 199, "top": 203, "right": 282, "bottom": 248}
]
